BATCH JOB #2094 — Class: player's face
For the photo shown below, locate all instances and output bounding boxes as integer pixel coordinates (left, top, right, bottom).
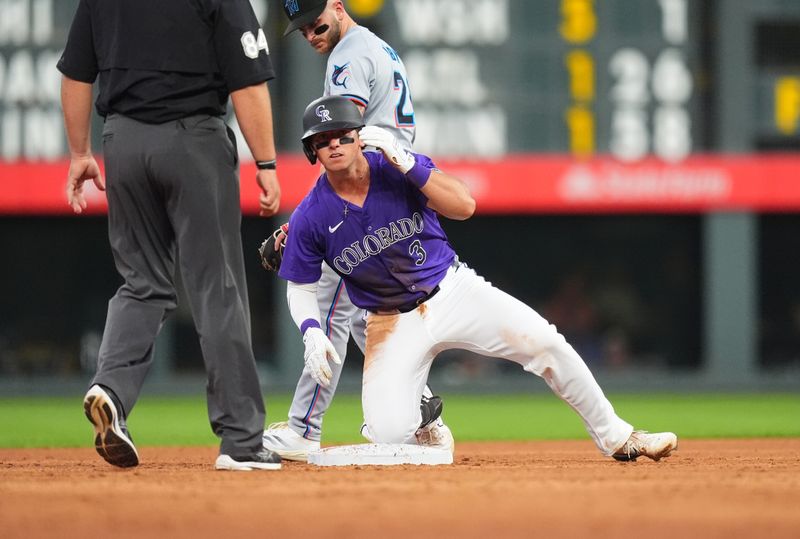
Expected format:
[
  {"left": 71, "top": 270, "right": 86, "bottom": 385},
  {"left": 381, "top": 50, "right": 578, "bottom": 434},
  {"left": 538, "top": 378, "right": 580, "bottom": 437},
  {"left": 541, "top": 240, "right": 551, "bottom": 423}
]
[
  {"left": 300, "top": 10, "right": 341, "bottom": 53},
  {"left": 312, "top": 129, "right": 359, "bottom": 170}
]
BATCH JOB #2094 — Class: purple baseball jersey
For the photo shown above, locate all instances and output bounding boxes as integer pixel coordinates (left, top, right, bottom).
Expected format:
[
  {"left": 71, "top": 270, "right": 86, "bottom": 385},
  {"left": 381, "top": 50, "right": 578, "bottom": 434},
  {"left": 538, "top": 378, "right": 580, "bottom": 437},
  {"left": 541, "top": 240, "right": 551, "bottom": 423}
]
[{"left": 279, "top": 152, "right": 457, "bottom": 312}]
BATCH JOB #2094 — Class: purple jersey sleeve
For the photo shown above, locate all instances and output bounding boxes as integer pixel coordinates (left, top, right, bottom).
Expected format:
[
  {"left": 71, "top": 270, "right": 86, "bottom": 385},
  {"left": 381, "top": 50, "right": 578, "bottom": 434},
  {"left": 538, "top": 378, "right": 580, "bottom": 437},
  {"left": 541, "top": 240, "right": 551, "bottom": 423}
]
[{"left": 279, "top": 202, "right": 325, "bottom": 284}]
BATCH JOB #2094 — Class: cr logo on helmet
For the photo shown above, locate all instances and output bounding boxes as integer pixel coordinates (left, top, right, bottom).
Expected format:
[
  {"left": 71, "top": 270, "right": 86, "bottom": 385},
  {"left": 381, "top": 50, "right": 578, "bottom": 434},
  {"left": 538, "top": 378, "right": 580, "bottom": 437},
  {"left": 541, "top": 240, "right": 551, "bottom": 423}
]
[{"left": 316, "top": 105, "right": 332, "bottom": 122}]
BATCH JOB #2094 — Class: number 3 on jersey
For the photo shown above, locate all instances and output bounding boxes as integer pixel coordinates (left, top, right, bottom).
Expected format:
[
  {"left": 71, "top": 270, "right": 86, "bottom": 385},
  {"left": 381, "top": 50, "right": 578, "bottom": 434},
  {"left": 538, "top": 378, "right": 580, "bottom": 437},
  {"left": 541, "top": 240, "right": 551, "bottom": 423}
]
[
  {"left": 409, "top": 240, "right": 426, "bottom": 266},
  {"left": 393, "top": 71, "right": 415, "bottom": 127}
]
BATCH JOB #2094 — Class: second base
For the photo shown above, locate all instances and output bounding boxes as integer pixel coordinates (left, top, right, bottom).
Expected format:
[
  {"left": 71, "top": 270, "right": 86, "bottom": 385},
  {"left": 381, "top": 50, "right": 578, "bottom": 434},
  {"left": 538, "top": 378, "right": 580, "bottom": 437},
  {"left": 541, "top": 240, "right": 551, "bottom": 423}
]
[{"left": 307, "top": 443, "right": 453, "bottom": 466}]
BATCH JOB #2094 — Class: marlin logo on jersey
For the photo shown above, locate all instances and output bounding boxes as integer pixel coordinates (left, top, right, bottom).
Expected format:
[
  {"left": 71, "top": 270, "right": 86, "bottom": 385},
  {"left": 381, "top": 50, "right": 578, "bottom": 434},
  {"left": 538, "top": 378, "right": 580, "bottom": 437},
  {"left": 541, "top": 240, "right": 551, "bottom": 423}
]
[
  {"left": 316, "top": 105, "right": 332, "bottom": 122},
  {"left": 332, "top": 213, "right": 425, "bottom": 275},
  {"left": 332, "top": 63, "right": 351, "bottom": 89},
  {"left": 383, "top": 46, "right": 399, "bottom": 62},
  {"left": 285, "top": 0, "right": 300, "bottom": 17}
]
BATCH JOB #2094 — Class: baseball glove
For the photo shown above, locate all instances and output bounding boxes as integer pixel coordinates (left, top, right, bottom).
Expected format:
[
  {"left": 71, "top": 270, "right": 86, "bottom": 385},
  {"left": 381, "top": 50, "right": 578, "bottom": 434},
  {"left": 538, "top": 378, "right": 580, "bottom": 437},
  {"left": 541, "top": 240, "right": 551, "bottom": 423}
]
[{"left": 258, "top": 223, "right": 289, "bottom": 272}]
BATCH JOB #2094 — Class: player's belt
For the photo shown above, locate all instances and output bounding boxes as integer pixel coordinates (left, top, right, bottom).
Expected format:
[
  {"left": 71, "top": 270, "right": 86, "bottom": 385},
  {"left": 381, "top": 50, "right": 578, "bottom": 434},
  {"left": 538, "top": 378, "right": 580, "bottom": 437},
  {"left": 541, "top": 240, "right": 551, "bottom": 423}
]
[
  {"left": 392, "top": 285, "right": 441, "bottom": 314},
  {"left": 373, "top": 258, "right": 460, "bottom": 315}
]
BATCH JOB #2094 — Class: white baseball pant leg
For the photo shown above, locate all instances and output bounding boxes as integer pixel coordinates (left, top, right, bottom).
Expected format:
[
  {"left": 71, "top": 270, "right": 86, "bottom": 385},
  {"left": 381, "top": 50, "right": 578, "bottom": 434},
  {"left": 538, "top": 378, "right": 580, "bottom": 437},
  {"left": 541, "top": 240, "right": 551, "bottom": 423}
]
[{"left": 362, "top": 263, "right": 633, "bottom": 455}]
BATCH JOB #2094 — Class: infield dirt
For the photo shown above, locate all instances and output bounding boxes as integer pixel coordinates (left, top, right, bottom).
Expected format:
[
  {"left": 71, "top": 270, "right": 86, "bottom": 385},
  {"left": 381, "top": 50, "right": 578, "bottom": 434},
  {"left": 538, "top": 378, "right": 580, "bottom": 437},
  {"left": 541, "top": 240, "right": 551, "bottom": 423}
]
[{"left": 1, "top": 439, "right": 799, "bottom": 538}]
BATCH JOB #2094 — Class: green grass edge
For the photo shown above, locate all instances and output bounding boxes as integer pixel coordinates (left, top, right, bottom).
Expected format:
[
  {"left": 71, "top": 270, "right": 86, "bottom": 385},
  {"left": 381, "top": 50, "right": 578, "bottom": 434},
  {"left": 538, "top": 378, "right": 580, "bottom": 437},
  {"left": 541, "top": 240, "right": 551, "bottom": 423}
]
[{"left": 1, "top": 393, "right": 798, "bottom": 448}]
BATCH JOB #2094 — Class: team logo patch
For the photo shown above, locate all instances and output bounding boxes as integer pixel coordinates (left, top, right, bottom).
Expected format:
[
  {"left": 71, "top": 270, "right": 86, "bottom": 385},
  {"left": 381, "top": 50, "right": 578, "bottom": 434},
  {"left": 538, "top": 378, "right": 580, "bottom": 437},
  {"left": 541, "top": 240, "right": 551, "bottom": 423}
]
[
  {"left": 382, "top": 46, "right": 399, "bottom": 62},
  {"left": 285, "top": 0, "right": 300, "bottom": 17},
  {"left": 316, "top": 105, "right": 332, "bottom": 122},
  {"left": 332, "top": 63, "right": 352, "bottom": 89}
]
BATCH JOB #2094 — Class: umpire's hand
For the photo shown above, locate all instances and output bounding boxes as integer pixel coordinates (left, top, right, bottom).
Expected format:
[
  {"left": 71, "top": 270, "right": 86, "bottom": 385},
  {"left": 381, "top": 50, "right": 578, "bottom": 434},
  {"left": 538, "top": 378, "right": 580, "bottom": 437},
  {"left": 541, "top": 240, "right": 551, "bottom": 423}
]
[
  {"left": 257, "top": 168, "right": 280, "bottom": 217},
  {"left": 66, "top": 154, "right": 106, "bottom": 214}
]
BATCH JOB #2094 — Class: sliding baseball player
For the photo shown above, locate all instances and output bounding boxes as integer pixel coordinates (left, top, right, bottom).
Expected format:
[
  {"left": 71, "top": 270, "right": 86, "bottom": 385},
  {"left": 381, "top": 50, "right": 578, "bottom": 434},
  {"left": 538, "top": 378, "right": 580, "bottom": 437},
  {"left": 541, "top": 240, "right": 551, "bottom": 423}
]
[
  {"left": 262, "top": 0, "right": 451, "bottom": 460},
  {"left": 278, "top": 95, "right": 678, "bottom": 462}
]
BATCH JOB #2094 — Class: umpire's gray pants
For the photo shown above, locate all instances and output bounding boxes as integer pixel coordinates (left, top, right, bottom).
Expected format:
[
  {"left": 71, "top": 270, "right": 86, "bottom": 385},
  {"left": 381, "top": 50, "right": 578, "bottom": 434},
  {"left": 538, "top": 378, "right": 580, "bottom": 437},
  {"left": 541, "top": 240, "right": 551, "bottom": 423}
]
[{"left": 92, "top": 114, "right": 265, "bottom": 456}]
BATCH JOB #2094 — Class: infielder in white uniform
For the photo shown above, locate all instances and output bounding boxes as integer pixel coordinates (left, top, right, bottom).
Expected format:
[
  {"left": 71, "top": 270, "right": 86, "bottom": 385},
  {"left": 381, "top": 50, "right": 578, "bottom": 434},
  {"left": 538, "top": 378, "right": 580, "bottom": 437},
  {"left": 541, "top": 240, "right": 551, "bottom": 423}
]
[
  {"left": 280, "top": 95, "right": 679, "bottom": 462},
  {"left": 263, "top": 0, "right": 451, "bottom": 460}
]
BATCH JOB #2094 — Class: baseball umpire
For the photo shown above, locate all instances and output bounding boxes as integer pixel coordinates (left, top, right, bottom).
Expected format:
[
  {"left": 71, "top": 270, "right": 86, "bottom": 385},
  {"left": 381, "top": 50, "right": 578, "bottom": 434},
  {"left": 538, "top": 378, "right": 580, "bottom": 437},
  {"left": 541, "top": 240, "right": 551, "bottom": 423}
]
[
  {"left": 280, "top": 95, "right": 679, "bottom": 462},
  {"left": 59, "top": 0, "right": 281, "bottom": 471},
  {"left": 262, "top": 0, "right": 452, "bottom": 461}
]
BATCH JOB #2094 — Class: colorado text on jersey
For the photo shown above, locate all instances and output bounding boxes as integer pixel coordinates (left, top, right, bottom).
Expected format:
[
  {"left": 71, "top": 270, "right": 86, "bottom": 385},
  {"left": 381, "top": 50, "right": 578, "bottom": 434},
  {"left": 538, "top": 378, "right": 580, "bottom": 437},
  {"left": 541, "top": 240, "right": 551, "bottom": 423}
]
[{"left": 332, "top": 212, "right": 424, "bottom": 274}]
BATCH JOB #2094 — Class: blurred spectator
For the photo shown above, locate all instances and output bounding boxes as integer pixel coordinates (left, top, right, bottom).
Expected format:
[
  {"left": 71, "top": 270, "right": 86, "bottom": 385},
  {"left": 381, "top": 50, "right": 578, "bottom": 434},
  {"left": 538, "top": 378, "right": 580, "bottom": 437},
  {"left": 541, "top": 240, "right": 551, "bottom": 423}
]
[
  {"left": 593, "top": 264, "right": 646, "bottom": 368},
  {"left": 543, "top": 270, "right": 604, "bottom": 366}
]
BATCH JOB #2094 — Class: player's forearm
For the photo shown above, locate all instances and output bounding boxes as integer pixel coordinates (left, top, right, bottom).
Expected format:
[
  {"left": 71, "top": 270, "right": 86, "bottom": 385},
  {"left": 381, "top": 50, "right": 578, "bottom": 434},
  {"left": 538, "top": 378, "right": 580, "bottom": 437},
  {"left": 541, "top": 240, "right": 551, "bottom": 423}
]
[
  {"left": 230, "top": 83, "right": 277, "bottom": 162},
  {"left": 287, "top": 281, "right": 322, "bottom": 334},
  {"left": 421, "top": 171, "right": 476, "bottom": 220},
  {"left": 60, "top": 75, "right": 94, "bottom": 158}
]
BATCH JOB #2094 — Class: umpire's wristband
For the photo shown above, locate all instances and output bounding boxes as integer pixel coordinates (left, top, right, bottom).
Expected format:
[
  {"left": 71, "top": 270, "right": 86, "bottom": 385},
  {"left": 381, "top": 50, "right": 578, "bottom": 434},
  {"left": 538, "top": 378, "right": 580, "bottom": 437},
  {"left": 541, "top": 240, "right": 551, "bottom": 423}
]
[
  {"left": 256, "top": 159, "right": 277, "bottom": 170},
  {"left": 406, "top": 162, "right": 432, "bottom": 189}
]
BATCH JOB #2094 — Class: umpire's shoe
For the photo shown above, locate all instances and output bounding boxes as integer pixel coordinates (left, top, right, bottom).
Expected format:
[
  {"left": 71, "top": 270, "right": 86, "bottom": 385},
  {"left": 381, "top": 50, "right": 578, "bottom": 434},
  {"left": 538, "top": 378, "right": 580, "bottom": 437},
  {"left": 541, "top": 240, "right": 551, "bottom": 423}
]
[
  {"left": 613, "top": 430, "right": 678, "bottom": 462},
  {"left": 215, "top": 448, "right": 282, "bottom": 471},
  {"left": 83, "top": 385, "right": 139, "bottom": 468}
]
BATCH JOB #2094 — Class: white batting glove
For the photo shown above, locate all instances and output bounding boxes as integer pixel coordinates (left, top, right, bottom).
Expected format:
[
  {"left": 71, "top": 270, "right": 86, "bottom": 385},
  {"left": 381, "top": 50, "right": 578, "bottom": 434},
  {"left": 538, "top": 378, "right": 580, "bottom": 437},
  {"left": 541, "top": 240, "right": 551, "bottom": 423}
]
[
  {"left": 359, "top": 126, "right": 415, "bottom": 173},
  {"left": 302, "top": 327, "right": 342, "bottom": 387}
]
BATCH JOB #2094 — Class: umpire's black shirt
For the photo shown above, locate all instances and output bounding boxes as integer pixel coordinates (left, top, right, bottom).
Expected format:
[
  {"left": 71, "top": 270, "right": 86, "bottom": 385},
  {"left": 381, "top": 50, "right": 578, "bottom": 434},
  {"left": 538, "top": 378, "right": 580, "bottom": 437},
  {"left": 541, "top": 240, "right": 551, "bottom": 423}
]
[{"left": 57, "top": 0, "right": 275, "bottom": 124}]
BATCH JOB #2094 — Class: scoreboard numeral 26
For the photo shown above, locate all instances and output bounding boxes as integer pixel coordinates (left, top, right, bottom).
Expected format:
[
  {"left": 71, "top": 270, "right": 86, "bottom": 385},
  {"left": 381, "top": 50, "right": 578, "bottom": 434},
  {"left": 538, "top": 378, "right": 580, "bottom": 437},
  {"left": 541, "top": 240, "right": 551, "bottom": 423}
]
[{"left": 561, "top": 0, "right": 694, "bottom": 162}]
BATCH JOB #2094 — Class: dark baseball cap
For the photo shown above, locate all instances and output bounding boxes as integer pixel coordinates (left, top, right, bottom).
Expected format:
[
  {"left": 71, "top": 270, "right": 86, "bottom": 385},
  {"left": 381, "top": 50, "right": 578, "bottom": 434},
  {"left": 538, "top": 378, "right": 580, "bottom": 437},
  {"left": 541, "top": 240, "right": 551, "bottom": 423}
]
[{"left": 283, "top": 0, "right": 328, "bottom": 36}]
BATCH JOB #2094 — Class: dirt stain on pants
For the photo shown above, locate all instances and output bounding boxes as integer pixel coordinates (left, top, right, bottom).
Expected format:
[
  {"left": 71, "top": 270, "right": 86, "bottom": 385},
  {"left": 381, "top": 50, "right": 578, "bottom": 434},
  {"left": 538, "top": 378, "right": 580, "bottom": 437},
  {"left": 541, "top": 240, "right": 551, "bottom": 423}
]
[{"left": 364, "top": 312, "right": 399, "bottom": 374}]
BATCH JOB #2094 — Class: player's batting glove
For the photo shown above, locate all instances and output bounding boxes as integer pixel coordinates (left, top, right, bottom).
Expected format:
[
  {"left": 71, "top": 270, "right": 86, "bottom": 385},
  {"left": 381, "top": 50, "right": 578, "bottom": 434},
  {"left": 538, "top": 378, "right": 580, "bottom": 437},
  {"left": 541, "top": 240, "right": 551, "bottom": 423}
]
[
  {"left": 258, "top": 223, "right": 289, "bottom": 272},
  {"left": 302, "top": 327, "right": 342, "bottom": 387},
  {"left": 359, "top": 126, "right": 415, "bottom": 173}
]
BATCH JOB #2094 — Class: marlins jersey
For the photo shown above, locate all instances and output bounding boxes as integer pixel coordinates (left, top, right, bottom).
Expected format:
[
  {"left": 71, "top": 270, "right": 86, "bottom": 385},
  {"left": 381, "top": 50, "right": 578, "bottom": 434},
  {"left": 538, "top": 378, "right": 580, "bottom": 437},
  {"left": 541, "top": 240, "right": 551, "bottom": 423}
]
[
  {"left": 279, "top": 153, "right": 455, "bottom": 312},
  {"left": 324, "top": 26, "right": 415, "bottom": 151}
]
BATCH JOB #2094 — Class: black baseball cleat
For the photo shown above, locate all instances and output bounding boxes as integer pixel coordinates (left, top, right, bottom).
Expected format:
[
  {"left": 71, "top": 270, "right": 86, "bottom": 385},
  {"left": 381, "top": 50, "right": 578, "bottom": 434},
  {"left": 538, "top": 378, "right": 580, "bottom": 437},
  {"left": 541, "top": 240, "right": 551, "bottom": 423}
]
[
  {"left": 83, "top": 385, "right": 139, "bottom": 468},
  {"left": 360, "top": 390, "right": 447, "bottom": 442},
  {"left": 215, "top": 448, "right": 282, "bottom": 471},
  {"left": 419, "top": 394, "right": 444, "bottom": 429}
]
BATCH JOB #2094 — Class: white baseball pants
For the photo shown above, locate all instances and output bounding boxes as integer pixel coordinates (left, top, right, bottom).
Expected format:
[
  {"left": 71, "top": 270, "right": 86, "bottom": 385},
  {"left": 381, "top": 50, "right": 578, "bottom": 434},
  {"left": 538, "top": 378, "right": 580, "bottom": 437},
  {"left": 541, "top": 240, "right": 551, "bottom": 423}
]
[{"left": 362, "top": 262, "right": 634, "bottom": 456}]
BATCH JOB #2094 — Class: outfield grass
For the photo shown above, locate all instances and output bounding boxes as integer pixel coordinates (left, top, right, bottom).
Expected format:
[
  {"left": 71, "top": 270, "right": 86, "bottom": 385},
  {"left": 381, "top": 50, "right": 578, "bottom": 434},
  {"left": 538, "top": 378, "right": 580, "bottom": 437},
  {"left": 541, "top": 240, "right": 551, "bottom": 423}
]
[{"left": 1, "top": 393, "right": 798, "bottom": 448}]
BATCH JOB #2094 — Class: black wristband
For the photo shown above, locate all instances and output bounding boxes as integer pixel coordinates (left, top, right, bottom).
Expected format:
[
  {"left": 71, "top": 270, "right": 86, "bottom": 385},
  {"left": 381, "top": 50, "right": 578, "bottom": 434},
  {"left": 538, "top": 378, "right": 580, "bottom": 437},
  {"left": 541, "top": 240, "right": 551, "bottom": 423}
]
[{"left": 256, "top": 159, "right": 277, "bottom": 170}]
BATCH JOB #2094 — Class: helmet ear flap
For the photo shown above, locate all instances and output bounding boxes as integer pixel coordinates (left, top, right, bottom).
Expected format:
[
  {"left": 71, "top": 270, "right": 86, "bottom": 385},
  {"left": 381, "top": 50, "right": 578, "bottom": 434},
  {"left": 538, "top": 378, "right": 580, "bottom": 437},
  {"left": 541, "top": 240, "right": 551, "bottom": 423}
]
[{"left": 303, "top": 140, "right": 318, "bottom": 164}]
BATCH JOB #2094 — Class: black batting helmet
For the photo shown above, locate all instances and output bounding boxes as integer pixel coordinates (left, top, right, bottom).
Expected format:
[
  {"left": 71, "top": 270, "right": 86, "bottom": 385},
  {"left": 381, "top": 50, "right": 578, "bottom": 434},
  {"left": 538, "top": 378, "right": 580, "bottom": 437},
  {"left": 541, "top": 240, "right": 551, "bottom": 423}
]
[
  {"left": 301, "top": 95, "right": 364, "bottom": 164},
  {"left": 282, "top": 0, "right": 327, "bottom": 36}
]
